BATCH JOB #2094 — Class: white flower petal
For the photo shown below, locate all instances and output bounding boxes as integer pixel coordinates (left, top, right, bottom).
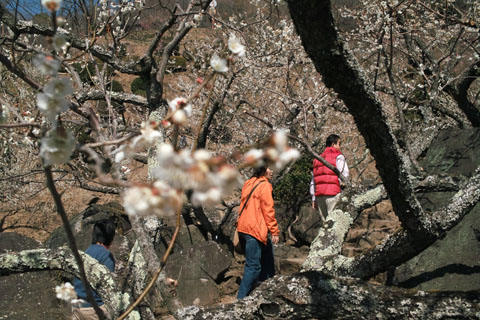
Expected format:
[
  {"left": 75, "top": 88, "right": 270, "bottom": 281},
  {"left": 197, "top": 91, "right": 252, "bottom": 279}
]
[
  {"left": 172, "top": 109, "right": 187, "bottom": 125},
  {"left": 52, "top": 34, "right": 69, "bottom": 52},
  {"left": 228, "top": 35, "right": 245, "bottom": 57},
  {"left": 44, "top": 78, "right": 73, "bottom": 97},
  {"left": 210, "top": 55, "right": 228, "bottom": 73},
  {"left": 55, "top": 282, "right": 76, "bottom": 302},
  {"left": 40, "top": 127, "right": 75, "bottom": 166}
]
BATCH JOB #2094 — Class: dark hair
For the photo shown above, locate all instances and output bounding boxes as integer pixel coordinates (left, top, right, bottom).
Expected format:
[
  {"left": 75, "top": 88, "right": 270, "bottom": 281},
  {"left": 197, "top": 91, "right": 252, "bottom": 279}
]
[
  {"left": 92, "top": 220, "right": 116, "bottom": 246},
  {"left": 326, "top": 134, "right": 341, "bottom": 147},
  {"left": 251, "top": 165, "right": 267, "bottom": 178}
]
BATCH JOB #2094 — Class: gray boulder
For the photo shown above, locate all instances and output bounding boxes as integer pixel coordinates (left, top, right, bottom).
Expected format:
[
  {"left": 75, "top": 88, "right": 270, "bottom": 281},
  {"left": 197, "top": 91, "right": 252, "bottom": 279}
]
[
  {"left": 393, "top": 128, "right": 480, "bottom": 291},
  {"left": 164, "top": 240, "right": 232, "bottom": 307},
  {"left": 291, "top": 204, "right": 323, "bottom": 245},
  {"left": 0, "top": 232, "right": 70, "bottom": 320}
]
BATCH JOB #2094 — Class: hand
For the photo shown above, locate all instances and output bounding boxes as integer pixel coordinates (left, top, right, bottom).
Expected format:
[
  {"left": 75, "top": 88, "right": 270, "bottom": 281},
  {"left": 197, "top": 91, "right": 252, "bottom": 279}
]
[
  {"left": 271, "top": 235, "right": 279, "bottom": 245},
  {"left": 312, "top": 201, "right": 317, "bottom": 209}
]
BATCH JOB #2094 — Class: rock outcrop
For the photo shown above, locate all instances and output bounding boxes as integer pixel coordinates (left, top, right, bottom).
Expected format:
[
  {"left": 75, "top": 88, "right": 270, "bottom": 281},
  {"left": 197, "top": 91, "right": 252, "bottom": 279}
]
[
  {"left": 177, "top": 271, "right": 480, "bottom": 319},
  {"left": 0, "top": 232, "right": 70, "bottom": 320},
  {"left": 393, "top": 128, "right": 480, "bottom": 291}
]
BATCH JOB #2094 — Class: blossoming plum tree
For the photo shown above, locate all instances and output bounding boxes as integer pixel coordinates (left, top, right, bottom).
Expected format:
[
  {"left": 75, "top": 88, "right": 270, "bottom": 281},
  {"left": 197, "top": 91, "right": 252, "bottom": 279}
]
[
  {"left": 5, "top": 0, "right": 478, "bottom": 318},
  {"left": 0, "top": 0, "right": 313, "bottom": 318}
]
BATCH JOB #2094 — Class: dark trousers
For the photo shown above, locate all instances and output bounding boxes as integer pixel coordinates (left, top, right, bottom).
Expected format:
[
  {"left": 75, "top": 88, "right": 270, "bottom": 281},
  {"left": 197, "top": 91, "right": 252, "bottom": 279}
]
[{"left": 237, "top": 233, "right": 275, "bottom": 299}]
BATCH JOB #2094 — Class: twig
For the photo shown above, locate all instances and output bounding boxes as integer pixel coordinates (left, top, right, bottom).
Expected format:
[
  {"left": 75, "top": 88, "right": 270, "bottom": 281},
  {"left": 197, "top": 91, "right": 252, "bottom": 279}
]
[
  {"left": 0, "top": 122, "right": 41, "bottom": 128},
  {"left": 83, "top": 133, "right": 138, "bottom": 148},
  {"left": 193, "top": 74, "right": 216, "bottom": 151},
  {"left": 44, "top": 166, "right": 106, "bottom": 320}
]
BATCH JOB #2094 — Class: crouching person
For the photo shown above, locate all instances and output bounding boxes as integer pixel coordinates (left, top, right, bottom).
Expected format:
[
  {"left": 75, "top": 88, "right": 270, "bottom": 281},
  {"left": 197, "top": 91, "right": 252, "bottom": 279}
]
[{"left": 73, "top": 219, "right": 116, "bottom": 320}]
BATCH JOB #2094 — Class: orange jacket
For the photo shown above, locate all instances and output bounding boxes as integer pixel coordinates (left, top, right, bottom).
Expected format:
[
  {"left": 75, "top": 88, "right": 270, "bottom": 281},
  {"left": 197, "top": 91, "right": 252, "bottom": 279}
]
[{"left": 237, "top": 176, "right": 279, "bottom": 245}]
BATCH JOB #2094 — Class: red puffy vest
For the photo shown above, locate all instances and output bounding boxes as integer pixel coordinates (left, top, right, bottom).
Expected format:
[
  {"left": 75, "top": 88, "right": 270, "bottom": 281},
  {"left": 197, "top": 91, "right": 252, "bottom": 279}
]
[{"left": 313, "top": 147, "right": 342, "bottom": 196}]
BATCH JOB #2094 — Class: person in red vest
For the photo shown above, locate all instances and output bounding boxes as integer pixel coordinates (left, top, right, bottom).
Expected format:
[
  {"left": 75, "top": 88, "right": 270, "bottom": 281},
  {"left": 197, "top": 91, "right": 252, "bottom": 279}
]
[{"left": 310, "top": 134, "right": 349, "bottom": 221}]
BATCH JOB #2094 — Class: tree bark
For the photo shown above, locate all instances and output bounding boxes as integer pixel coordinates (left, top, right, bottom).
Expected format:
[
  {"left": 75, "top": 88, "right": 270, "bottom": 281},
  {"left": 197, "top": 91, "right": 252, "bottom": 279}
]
[
  {"left": 287, "top": 0, "right": 480, "bottom": 279},
  {"left": 177, "top": 271, "right": 480, "bottom": 319},
  {"left": 0, "top": 248, "right": 139, "bottom": 319}
]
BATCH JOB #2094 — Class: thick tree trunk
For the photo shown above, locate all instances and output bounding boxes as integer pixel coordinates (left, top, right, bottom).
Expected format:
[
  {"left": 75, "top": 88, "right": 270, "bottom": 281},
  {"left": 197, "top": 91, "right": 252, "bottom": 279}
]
[
  {"left": 287, "top": 0, "right": 480, "bottom": 280},
  {"left": 177, "top": 271, "right": 480, "bottom": 319}
]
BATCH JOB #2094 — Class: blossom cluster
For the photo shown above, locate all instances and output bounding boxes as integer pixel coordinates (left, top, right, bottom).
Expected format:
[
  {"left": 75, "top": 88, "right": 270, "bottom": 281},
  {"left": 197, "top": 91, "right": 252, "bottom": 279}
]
[
  {"left": 37, "top": 77, "right": 73, "bottom": 122},
  {"left": 55, "top": 282, "right": 76, "bottom": 301},
  {"left": 244, "top": 130, "right": 300, "bottom": 169},
  {"left": 97, "top": 0, "right": 144, "bottom": 37},
  {"left": 121, "top": 145, "right": 242, "bottom": 217},
  {"left": 120, "top": 129, "right": 300, "bottom": 217},
  {"left": 0, "top": 105, "right": 8, "bottom": 124},
  {"left": 166, "top": 97, "right": 192, "bottom": 126},
  {"left": 34, "top": 53, "right": 76, "bottom": 167},
  {"left": 123, "top": 181, "right": 185, "bottom": 217},
  {"left": 210, "top": 35, "right": 245, "bottom": 73},
  {"left": 40, "top": 126, "right": 76, "bottom": 166},
  {"left": 152, "top": 145, "right": 242, "bottom": 208},
  {"left": 113, "top": 121, "right": 163, "bottom": 162},
  {"left": 55, "top": 282, "right": 84, "bottom": 306}
]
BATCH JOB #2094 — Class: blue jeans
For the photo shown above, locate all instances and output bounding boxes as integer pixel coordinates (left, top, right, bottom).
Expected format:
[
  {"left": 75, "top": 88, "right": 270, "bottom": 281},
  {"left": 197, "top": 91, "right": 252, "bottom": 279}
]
[{"left": 237, "top": 233, "right": 275, "bottom": 299}]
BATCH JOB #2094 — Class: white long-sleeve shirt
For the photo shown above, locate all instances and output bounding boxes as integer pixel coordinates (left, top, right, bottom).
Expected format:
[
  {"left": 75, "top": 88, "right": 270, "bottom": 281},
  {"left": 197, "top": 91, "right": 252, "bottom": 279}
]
[{"left": 310, "top": 154, "right": 349, "bottom": 201}]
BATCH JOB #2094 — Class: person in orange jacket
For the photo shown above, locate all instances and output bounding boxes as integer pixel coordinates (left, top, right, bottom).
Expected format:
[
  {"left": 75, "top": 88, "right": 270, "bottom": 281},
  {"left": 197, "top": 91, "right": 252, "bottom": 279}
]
[{"left": 237, "top": 165, "right": 280, "bottom": 299}]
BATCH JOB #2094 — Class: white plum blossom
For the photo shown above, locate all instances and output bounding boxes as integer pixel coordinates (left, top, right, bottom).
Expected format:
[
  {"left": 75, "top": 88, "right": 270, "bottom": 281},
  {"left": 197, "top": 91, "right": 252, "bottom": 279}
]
[
  {"left": 272, "top": 130, "right": 288, "bottom": 150},
  {"left": 152, "top": 147, "right": 242, "bottom": 208},
  {"left": 33, "top": 54, "right": 61, "bottom": 76},
  {"left": 40, "top": 127, "right": 75, "bottom": 166},
  {"left": 52, "top": 34, "right": 70, "bottom": 52},
  {"left": 0, "top": 105, "right": 8, "bottom": 124},
  {"left": 193, "top": 149, "right": 211, "bottom": 162},
  {"left": 267, "top": 130, "right": 300, "bottom": 169},
  {"left": 112, "top": 144, "right": 135, "bottom": 163},
  {"left": 44, "top": 78, "right": 73, "bottom": 97},
  {"left": 71, "top": 298, "right": 86, "bottom": 307},
  {"left": 55, "top": 282, "right": 76, "bottom": 302},
  {"left": 122, "top": 181, "right": 185, "bottom": 217},
  {"left": 228, "top": 35, "right": 245, "bottom": 57},
  {"left": 56, "top": 16, "right": 66, "bottom": 27},
  {"left": 168, "top": 97, "right": 192, "bottom": 114},
  {"left": 37, "top": 77, "right": 72, "bottom": 122},
  {"left": 134, "top": 0, "right": 144, "bottom": 9},
  {"left": 210, "top": 55, "right": 228, "bottom": 73},
  {"left": 168, "top": 97, "right": 192, "bottom": 125},
  {"left": 123, "top": 186, "right": 155, "bottom": 216},
  {"left": 243, "top": 149, "right": 264, "bottom": 167},
  {"left": 113, "top": 121, "right": 162, "bottom": 162},
  {"left": 265, "top": 147, "right": 280, "bottom": 162},
  {"left": 153, "top": 149, "right": 195, "bottom": 190},
  {"left": 137, "top": 121, "right": 162, "bottom": 146},
  {"left": 193, "top": 14, "right": 202, "bottom": 23},
  {"left": 185, "top": 21, "right": 196, "bottom": 28},
  {"left": 42, "top": 0, "right": 62, "bottom": 11},
  {"left": 37, "top": 93, "right": 69, "bottom": 122},
  {"left": 156, "top": 143, "right": 176, "bottom": 165},
  {"left": 217, "top": 164, "right": 242, "bottom": 193},
  {"left": 242, "top": 131, "right": 300, "bottom": 169},
  {"left": 191, "top": 187, "right": 222, "bottom": 208},
  {"left": 171, "top": 109, "right": 188, "bottom": 125},
  {"left": 277, "top": 148, "right": 300, "bottom": 169}
]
